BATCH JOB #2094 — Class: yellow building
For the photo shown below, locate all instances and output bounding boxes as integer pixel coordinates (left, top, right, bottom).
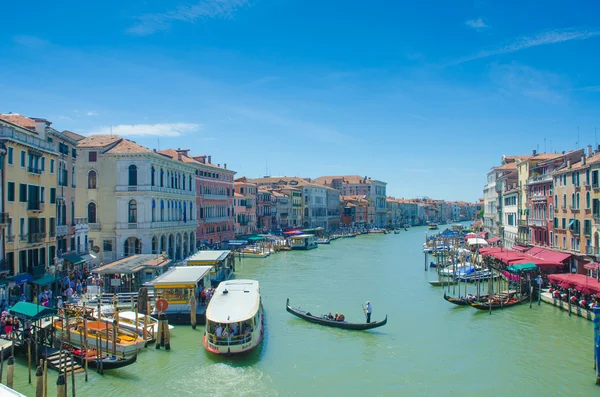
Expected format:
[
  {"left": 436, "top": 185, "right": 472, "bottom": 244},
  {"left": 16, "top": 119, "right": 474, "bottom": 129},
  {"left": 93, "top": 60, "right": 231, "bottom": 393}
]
[{"left": 0, "top": 114, "right": 60, "bottom": 284}]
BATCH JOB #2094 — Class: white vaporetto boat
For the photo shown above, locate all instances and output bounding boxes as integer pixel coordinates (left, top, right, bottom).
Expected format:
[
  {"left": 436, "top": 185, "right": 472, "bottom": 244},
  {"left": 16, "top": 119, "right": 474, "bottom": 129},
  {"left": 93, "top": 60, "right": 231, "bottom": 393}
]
[{"left": 203, "top": 279, "right": 264, "bottom": 355}]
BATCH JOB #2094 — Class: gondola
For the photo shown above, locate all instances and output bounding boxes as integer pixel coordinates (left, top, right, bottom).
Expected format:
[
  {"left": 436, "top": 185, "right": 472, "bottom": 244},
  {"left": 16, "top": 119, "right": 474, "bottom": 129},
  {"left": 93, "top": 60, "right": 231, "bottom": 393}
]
[
  {"left": 64, "top": 343, "right": 138, "bottom": 370},
  {"left": 443, "top": 292, "right": 471, "bottom": 306},
  {"left": 286, "top": 299, "right": 387, "bottom": 330},
  {"left": 470, "top": 294, "right": 530, "bottom": 311}
]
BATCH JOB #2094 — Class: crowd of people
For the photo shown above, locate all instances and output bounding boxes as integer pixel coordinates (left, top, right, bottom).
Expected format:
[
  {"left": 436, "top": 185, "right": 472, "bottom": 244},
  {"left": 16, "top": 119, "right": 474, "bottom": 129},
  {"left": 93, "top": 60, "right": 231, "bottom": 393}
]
[
  {"left": 200, "top": 288, "right": 216, "bottom": 306},
  {"left": 325, "top": 313, "right": 345, "bottom": 321},
  {"left": 210, "top": 321, "right": 253, "bottom": 345},
  {"left": 548, "top": 284, "right": 599, "bottom": 310}
]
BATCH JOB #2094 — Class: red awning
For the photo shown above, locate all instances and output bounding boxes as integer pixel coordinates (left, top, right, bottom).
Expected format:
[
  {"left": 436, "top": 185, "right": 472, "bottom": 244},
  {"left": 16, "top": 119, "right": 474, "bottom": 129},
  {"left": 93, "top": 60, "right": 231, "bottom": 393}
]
[
  {"left": 479, "top": 247, "right": 502, "bottom": 255},
  {"left": 284, "top": 230, "right": 302, "bottom": 235},
  {"left": 548, "top": 273, "right": 600, "bottom": 294},
  {"left": 523, "top": 247, "right": 571, "bottom": 263},
  {"left": 510, "top": 257, "right": 565, "bottom": 269},
  {"left": 512, "top": 245, "right": 530, "bottom": 252},
  {"left": 487, "top": 237, "right": 501, "bottom": 244},
  {"left": 584, "top": 262, "right": 600, "bottom": 270},
  {"left": 477, "top": 231, "right": 487, "bottom": 238}
]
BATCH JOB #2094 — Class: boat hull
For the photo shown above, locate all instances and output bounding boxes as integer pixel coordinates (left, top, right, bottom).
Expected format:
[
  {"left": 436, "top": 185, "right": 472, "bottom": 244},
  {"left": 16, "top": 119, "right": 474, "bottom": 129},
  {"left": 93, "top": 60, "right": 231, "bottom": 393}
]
[
  {"left": 470, "top": 295, "right": 530, "bottom": 310},
  {"left": 285, "top": 299, "right": 387, "bottom": 330},
  {"left": 203, "top": 305, "right": 264, "bottom": 355}
]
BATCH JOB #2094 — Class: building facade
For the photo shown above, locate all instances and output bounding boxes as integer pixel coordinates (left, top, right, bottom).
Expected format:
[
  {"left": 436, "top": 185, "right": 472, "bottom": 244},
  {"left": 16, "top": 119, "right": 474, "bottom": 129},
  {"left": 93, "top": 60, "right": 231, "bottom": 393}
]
[
  {"left": 233, "top": 177, "right": 257, "bottom": 236},
  {"left": 75, "top": 135, "right": 198, "bottom": 263}
]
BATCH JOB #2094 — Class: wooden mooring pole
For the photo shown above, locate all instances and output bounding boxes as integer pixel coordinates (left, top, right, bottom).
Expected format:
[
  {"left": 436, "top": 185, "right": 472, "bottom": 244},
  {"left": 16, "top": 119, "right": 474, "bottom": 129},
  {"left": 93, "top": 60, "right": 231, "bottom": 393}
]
[{"left": 35, "top": 360, "right": 43, "bottom": 397}]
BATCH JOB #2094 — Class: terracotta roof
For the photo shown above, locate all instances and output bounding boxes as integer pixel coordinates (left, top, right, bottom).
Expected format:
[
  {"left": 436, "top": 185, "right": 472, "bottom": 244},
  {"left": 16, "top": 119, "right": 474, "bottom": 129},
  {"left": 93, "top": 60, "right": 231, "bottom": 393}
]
[
  {"left": 104, "top": 139, "right": 151, "bottom": 154},
  {"left": 554, "top": 152, "right": 600, "bottom": 174},
  {"left": 77, "top": 135, "right": 123, "bottom": 148},
  {"left": 495, "top": 162, "right": 518, "bottom": 170},
  {"left": 0, "top": 113, "right": 36, "bottom": 131},
  {"left": 314, "top": 175, "right": 381, "bottom": 185},
  {"left": 61, "top": 130, "right": 86, "bottom": 141},
  {"left": 158, "top": 149, "right": 199, "bottom": 164},
  {"left": 248, "top": 176, "right": 337, "bottom": 190}
]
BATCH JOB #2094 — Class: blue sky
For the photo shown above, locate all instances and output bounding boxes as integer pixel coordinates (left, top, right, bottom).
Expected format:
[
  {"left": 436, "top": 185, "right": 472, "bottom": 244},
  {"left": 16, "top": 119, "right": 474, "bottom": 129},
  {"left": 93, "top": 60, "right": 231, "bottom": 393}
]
[{"left": 1, "top": 0, "right": 600, "bottom": 201}]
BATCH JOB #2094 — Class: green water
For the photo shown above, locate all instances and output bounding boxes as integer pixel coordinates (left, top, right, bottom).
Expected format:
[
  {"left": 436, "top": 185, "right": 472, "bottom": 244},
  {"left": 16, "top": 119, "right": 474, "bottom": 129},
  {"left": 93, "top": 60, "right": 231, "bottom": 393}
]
[{"left": 7, "top": 227, "right": 597, "bottom": 396}]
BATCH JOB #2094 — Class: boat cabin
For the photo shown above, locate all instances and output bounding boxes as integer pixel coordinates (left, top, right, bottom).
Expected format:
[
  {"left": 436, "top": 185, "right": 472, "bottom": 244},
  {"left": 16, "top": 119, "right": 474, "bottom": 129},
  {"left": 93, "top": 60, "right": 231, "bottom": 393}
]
[
  {"left": 151, "top": 266, "right": 212, "bottom": 325},
  {"left": 204, "top": 279, "right": 264, "bottom": 354},
  {"left": 185, "top": 250, "right": 235, "bottom": 286},
  {"left": 92, "top": 254, "right": 172, "bottom": 293},
  {"left": 290, "top": 234, "right": 317, "bottom": 250}
]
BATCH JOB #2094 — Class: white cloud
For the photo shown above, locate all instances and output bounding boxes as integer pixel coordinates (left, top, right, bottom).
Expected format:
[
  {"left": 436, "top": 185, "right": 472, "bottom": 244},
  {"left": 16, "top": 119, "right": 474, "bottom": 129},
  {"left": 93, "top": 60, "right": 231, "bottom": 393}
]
[
  {"left": 466, "top": 18, "right": 489, "bottom": 29},
  {"left": 86, "top": 111, "right": 98, "bottom": 116},
  {"left": 490, "top": 62, "right": 565, "bottom": 103},
  {"left": 452, "top": 27, "right": 600, "bottom": 65},
  {"left": 90, "top": 123, "right": 201, "bottom": 137},
  {"left": 127, "top": 0, "right": 250, "bottom": 36}
]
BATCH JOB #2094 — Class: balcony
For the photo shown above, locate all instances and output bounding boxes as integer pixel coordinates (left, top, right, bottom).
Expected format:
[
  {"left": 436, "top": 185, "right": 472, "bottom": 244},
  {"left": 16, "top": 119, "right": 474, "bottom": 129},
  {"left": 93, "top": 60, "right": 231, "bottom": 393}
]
[
  {"left": 570, "top": 206, "right": 580, "bottom": 213},
  {"left": 27, "top": 166, "right": 42, "bottom": 175},
  {"left": 27, "top": 201, "right": 45, "bottom": 212},
  {"left": 528, "top": 219, "right": 547, "bottom": 227},
  {"left": 56, "top": 224, "right": 69, "bottom": 236},
  {"left": 0, "top": 125, "right": 55, "bottom": 152},
  {"left": 89, "top": 223, "right": 101, "bottom": 230},
  {"left": 245, "top": 203, "right": 253, "bottom": 209},
  {"left": 203, "top": 193, "right": 229, "bottom": 201},
  {"left": 6, "top": 235, "right": 14, "bottom": 243},
  {"left": 515, "top": 237, "right": 530, "bottom": 245},
  {"left": 204, "top": 216, "right": 230, "bottom": 224},
  {"left": 518, "top": 219, "right": 528, "bottom": 227},
  {"left": 527, "top": 173, "right": 552, "bottom": 185},
  {"left": 531, "top": 195, "right": 547, "bottom": 202},
  {"left": 49, "top": 231, "right": 56, "bottom": 238},
  {"left": 20, "top": 234, "right": 27, "bottom": 242},
  {"left": 28, "top": 232, "right": 45, "bottom": 244},
  {"left": 0, "top": 213, "right": 9, "bottom": 225},
  {"left": 586, "top": 246, "right": 600, "bottom": 256},
  {"left": 593, "top": 182, "right": 599, "bottom": 190},
  {"left": 115, "top": 220, "right": 198, "bottom": 230},
  {"left": 574, "top": 185, "right": 581, "bottom": 192},
  {"left": 114, "top": 185, "right": 196, "bottom": 196}
]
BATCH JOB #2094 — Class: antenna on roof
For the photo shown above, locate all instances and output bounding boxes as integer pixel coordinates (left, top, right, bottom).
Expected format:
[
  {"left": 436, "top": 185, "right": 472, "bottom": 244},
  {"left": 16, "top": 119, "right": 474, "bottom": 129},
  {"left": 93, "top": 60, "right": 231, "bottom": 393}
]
[
  {"left": 544, "top": 138, "right": 546, "bottom": 153},
  {"left": 595, "top": 127, "right": 597, "bottom": 149},
  {"left": 577, "top": 125, "right": 580, "bottom": 148}
]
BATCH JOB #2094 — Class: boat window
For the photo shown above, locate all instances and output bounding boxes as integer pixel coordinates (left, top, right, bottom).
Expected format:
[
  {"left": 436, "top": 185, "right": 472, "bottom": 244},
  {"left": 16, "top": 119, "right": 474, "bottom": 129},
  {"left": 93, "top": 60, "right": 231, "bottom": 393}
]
[{"left": 156, "top": 288, "right": 190, "bottom": 301}]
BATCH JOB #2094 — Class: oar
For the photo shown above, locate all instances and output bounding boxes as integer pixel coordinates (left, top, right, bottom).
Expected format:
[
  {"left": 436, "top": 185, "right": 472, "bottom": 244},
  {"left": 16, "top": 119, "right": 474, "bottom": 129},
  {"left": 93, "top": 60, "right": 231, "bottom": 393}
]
[{"left": 361, "top": 305, "right": 367, "bottom": 322}]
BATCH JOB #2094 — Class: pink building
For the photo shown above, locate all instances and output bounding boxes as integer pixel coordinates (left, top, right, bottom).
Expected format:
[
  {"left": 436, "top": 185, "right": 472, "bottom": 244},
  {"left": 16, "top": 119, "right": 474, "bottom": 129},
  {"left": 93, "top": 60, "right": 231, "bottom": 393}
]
[
  {"left": 234, "top": 177, "right": 257, "bottom": 236},
  {"left": 159, "top": 149, "right": 236, "bottom": 248},
  {"left": 256, "top": 188, "right": 273, "bottom": 232}
]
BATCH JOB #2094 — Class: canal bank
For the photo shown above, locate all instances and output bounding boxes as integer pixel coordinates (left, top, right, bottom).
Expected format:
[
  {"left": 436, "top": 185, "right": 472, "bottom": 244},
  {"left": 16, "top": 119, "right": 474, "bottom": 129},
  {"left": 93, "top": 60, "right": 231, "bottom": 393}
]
[{"left": 3, "top": 226, "right": 597, "bottom": 396}]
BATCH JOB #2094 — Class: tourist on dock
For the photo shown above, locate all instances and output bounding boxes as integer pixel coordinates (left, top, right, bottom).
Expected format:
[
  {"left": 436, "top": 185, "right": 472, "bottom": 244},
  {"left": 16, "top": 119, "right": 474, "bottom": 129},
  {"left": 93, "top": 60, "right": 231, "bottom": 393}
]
[
  {"left": 57, "top": 297, "right": 64, "bottom": 315},
  {"left": 19, "top": 293, "right": 26, "bottom": 302},
  {"left": 364, "top": 301, "right": 372, "bottom": 323},
  {"left": 5, "top": 316, "right": 13, "bottom": 339}
]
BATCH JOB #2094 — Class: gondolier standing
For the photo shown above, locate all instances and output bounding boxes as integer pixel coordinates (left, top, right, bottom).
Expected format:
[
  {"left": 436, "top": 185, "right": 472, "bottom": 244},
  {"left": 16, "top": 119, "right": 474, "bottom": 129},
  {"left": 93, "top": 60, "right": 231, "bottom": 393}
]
[{"left": 364, "top": 301, "right": 372, "bottom": 323}]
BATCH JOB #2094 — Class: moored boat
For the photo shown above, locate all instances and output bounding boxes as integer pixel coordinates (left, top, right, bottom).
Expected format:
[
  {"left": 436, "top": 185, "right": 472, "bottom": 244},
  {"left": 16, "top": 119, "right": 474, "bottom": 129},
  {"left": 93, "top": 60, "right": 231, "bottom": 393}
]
[
  {"left": 103, "top": 311, "right": 174, "bottom": 338},
  {"left": 53, "top": 318, "right": 145, "bottom": 355},
  {"left": 290, "top": 234, "right": 318, "bottom": 250},
  {"left": 315, "top": 238, "right": 331, "bottom": 244},
  {"left": 470, "top": 294, "right": 530, "bottom": 310},
  {"left": 203, "top": 279, "right": 265, "bottom": 355},
  {"left": 428, "top": 223, "right": 439, "bottom": 230},
  {"left": 285, "top": 298, "right": 387, "bottom": 330},
  {"left": 63, "top": 342, "right": 137, "bottom": 371}
]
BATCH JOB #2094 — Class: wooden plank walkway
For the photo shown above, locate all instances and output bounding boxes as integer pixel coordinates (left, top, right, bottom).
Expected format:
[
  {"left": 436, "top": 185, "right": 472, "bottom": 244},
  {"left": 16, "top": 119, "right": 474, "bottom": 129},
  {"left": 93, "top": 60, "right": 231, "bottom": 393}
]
[{"left": 42, "top": 349, "right": 84, "bottom": 375}]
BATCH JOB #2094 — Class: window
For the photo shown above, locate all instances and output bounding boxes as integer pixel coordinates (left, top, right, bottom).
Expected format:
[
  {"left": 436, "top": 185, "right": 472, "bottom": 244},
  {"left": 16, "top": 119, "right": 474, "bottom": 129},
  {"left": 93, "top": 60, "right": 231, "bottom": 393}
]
[
  {"left": 128, "top": 165, "right": 137, "bottom": 186},
  {"left": 103, "top": 240, "right": 113, "bottom": 252},
  {"left": 160, "top": 168, "right": 164, "bottom": 187},
  {"left": 50, "top": 159, "right": 55, "bottom": 174},
  {"left": 20, "top": 151, "right": 25, "bottom": 167},
  {"left": 19, "top": 183, "right": 27, "bottom": 202},
  {"left": 128, "top": 200, "right": 137, "bottom": 223},
  {"left": 50, "top": 188, "right": 56, "bottom": 204},
  {"left": 88, "top": 202, "right": 97, "bottom": 223},
  {"left": 41, "top": 157, "right": 45, "bottom": 171},
  {"left": 89, "top": 151, "right": 97, "bottom": 162},
  {"left": 151, "top": 167, "right": 155, "bottom": 186},
  {"left": 72, "top": 165, "right": 75, "bottom": 187},
  {"left": 7, "top": 182, "right": 14, "bottom": 202},
  {"left": 587, "top": 192, "right": 591, "bottom": 209},
  {"left": 72, "top": 148, "right": 77, "bottom": 159},
  {"left": 152, "top": 200, "right": 156, "bottom": 222},
  {"left": 88, "top": 170, "right": 97, "bottom": 189},
  {"left": 7, "top": 147, "right": 13, "bottom": 165}
]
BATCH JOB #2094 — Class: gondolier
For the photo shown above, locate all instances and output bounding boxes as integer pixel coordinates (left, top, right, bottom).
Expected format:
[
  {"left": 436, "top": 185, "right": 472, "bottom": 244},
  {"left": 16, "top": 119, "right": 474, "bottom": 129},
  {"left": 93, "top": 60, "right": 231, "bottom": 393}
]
[{"left": 364, "top": 301, "right": 372, "bottom": 323}]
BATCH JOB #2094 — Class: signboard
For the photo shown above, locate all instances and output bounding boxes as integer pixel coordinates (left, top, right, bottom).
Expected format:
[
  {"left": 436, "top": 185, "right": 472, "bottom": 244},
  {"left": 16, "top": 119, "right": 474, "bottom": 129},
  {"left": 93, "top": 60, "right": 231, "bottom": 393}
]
[
  {"left": 110, "top": 279, "right": 122, "bottom": 287},
  {"left": 155, "top": 298, "right": 169, "bottom": 312}
]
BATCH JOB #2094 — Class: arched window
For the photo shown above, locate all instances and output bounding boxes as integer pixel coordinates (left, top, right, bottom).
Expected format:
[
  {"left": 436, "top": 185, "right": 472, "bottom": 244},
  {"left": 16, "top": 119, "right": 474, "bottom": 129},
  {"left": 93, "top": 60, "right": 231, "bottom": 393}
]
[
  {"left": 160, "top": 168, "right": 164, "bottom": 187},
  {"left": 151, "top": 166, "right": 155, "bottom": 186},
  {"left": 152, "top": 236, "right": 158, "bottom": 254},
  {"left": 563, "top": 194, "right": 567, "bottom": 208},
  {"left": 189, "top": 175, "right": 192, "bottom": 191},
  {"left": 128, "top": 164, "right": 137, "bottom": 186},
  {"left": 160, "top": 200, "right": 165, "bottom": 221},
  {"left": 152, "top": 200, "right": 156, "bottom": 222},
  {"left": 576, "top": 193, "right": 580, "bottom": 209},
  {"left": 587, "top": 191, "right": 591, "bottom": 209},
  {"left": 190, "top": 202, "right": 193, "bottom": 220},
  {"left": 129, "top": 200, "right": 138, "bottom": 223},
  {"left": 554, "top": 195, "right": 557, "bottom": 208},
  {"left": 88, "top": 202, "right": 97, "bottom": 223},
  {"left": 571, "top": 193, "right": 575, "bottom": 208},
  {"left": 88, "top": 170, "right": 97, "bottom": 189}
]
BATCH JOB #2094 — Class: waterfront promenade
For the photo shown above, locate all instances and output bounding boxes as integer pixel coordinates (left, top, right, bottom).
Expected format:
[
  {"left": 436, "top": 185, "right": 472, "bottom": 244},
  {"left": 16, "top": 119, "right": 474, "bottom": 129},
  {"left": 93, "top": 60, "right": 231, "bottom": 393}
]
[{"left": 3, "top": 225, "right": 596, "bottom": 396}]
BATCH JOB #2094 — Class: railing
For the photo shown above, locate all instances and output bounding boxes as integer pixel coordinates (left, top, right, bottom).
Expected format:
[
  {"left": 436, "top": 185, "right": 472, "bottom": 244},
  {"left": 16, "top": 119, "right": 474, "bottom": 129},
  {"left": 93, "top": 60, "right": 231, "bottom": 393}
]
[
  {"left": 0, "top": 125, "right": 55, "bottom": 152},
  {"left": 75, "top": 217, "right": 88, "bottom": 225},
  {"left": 574, "top": 185, "right": 581, "bottom": 191},
  {"left": 6, "top": 235, "right": 14, "bottom": 243},
  {"left": 515, "top": 237, "right": 530, "bottom": 245},
  {"left": 527, "top": 173, "right": 552, "bottom": 184},
  {"left": 27, "top": 201, "right": 44, "bottom": 212},
  {"left": 531, "top": 195, "right": 547, "bottom": 202},
  {"left": 28, "top": 233, "right": 45, "bottom": 244},
  {"left": 128, "top": 223, "right": 138, "bottom": 229},
  {"left": 20, "top": 234, "right": 27, "bottom": 242},
  {"left": 49, "top": 231, "right": 56, "bottom": 238},
  {"left": 56, "top": 224, "right": 69, "bottom": 236},
  {"left": 528, "top": 219, "right": 547, "bottom": 227},
  {"left": 204, "top": 216, "right": 230, "bottom": 223},
  {"left": 27, "top": 166, "right": 42, "bottom": 175},
  {"left": 203, "top": 193, "right": 229, "bottom": 200},
  {"left": 89, "top": 223, "right": 101, "bottom": 230},
  {"left": 206, "top": 332, "right": 253, "bottom": 346},
  {"left": 245, "top": 203, "right": 253, "bottom": 209},
  {"left": 116, "top": 220, "right": 198, "bottom": 230},
  {"left": 518, "top": 220, "right": 528, "bottom": 226},
  {"left": 114, "top": 185, "right": 196, "bottom": 196},
  {"left": 570, "top": 206, "right": 580, "bottom": 213},
  {"left": 586, "top": 246, "right": 600, "bottom": 256}
]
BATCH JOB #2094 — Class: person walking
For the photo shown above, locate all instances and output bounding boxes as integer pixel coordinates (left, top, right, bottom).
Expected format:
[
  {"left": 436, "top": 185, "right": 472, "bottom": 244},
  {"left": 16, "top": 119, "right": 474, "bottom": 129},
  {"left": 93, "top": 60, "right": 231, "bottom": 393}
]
[{"left": 364, "top": 301, "right": 372, "bottom": 323}]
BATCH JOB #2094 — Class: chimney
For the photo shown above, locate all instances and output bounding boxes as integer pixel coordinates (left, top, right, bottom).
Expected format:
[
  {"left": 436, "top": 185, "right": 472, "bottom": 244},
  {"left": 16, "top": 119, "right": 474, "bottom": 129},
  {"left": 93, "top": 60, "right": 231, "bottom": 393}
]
[
  {"left": 567, "top": 160, "right": 571, "bottom": 168},
  {"left": 193, "top": 155, "right": 206, "bottom": 164},
  {"left": 532, "top": 149, "right": 537, "bottom": 156},
  {"left": 153, "top": 148, "right": 157, "bottom": 152},
  {"left": 588, "top": 145, "right": 593, "bottom": 157},
  {"left": 208, "top": 155, "right": 212, "bottom": 164},
  {"left": 177, "top": 152, "right": 183, "bottom": 161},
  {"left": 224, "top": 163, "right": 227, "bottom": 169},
  {"left": 32, "top": 118, "right": 49, "bottom": 139},
  {"left": 218, "top": 164, "right": 221, "bottom": 168},
  {"left": 583, "top": 156, "right": 587, "bottom": 165}
]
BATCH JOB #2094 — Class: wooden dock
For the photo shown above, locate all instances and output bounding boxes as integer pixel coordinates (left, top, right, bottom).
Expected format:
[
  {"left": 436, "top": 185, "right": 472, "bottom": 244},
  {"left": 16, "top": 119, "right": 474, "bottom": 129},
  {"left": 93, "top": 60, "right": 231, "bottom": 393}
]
[
  {"left": 540, "top": 292, "right": 594, "bottom": 321},
  {"left": 40, "top": 348, "right": 84, "bottom": 375}
]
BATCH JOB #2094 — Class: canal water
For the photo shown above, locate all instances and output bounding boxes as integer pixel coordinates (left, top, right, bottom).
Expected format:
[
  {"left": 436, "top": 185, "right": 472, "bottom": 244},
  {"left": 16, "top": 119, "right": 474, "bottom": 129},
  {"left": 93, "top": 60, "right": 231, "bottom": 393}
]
[{"left": 8, "top": 226, "right": 596, "bottom": 396}]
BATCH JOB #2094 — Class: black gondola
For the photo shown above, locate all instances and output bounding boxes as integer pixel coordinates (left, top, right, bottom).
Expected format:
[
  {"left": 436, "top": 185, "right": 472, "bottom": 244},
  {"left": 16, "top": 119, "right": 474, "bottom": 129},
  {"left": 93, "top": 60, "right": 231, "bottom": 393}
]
[
  {"left": 64, "top": 343, "right": 138, "bottom": 370},
  {"left": 470, "top": 294, "right": 530, "bottom": 311},
  {"left": 443, "top": 292, "right": 471, "bottom": 306},
  {"left": 286, "top": 298, "right": 387, "bottom": 330}
]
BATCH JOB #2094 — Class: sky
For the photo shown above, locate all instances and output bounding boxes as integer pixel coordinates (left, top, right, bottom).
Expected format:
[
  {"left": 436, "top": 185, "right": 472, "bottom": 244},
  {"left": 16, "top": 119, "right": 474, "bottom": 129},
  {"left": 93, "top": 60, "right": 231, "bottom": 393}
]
[{"left": 1, "top": 1, "right": 600, "bottom": 201}]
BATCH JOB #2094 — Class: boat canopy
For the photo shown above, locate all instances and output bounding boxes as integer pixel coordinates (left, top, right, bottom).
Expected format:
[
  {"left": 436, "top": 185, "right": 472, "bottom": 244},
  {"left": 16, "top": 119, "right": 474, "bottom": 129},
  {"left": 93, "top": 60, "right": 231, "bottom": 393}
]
[
  {"left": 467, "top": 238, "right": 489, "bottom": 246},
  {"left": 186, "top": 250, "right": 231, "bottom": 263},
  {"left": 152, "top": 266, "right": 212, "bottom": 287},
  {"left": 206, "top": 280, "right": 260, "bottom": 323},
  {"left": 247, "top": 236, "right": 265, "bottom": 242},
  {"left": 507, "top": 263, "right": 538, "bottom": 273},
  {"left": 10, "top": 302, "right": 57, "bottom": 321}
]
